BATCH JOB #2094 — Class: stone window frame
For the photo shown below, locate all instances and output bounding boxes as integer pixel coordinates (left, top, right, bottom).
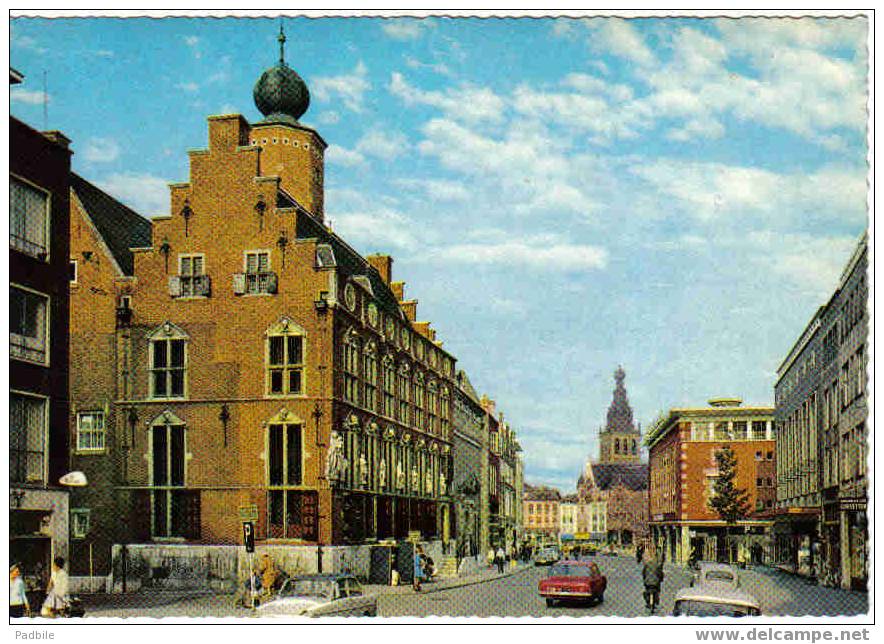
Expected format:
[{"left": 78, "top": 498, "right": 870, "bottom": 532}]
[
  {"left": 176, "top": 252, "right": 208, "bottom": 298},
  {"left": 10, "top": 389, "right": 49, "bottom": 486},
  {"left": 265, "top": 317, "right": 307, "bottom": 398},
  {"left": 146, "top": 410, "right": 189, "bottom": 539},
  {"left": 242, "top": 248, "right": 275, "bottom": 295},
  {"left": 147, "top": 322, "right": 189, "bottom": 401},
  {"left": 76, "top": 410, "right": 107, "bottom": 453},
  {"left": 71, "top": 508, "right": 91, "bottom": 539},
  {"left": 265, "top": 411, "right": 308, "bottom": 538}
]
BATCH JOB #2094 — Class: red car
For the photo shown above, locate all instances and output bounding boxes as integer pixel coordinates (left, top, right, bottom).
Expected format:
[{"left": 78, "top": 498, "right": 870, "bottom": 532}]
[{"left": 539, "top": 561, "right": 607, "bottom": 607}]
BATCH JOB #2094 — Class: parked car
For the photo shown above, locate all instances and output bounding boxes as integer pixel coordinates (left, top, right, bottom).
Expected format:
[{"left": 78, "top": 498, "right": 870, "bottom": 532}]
[
  {"left": 534, "top": 547, "right": 561, "bottom": 566},
  {"left": 256, "top": 574, "right": 377, "bottom": 617},
  {"left": 538, "top": 561, "right": 607, "bottom": 607},
  {"left": 672, "top": 585, "right": 761, "bottom": 617},
  {"left": 690, "top": 562, "right": 740, "bottom": 590}
]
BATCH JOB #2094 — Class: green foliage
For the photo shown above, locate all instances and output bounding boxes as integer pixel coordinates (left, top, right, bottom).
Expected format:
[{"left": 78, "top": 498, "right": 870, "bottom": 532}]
[{"left": 708, "top": 444, "right": 751, "bottom": 524}]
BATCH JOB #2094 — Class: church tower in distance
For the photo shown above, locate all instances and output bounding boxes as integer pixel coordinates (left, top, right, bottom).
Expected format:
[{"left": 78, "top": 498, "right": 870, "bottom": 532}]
[{"left": 598, "top": 366, "right": 641, "bottom": 464}]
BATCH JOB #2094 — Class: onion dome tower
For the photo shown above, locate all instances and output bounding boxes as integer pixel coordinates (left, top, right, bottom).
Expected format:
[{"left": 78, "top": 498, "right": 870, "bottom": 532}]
[{"left": 253, "top": 24, "right": 310, "bottom": 126}]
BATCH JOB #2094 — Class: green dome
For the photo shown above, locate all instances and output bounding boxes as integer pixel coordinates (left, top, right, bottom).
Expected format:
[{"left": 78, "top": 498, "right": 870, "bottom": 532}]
[{"left": 253, "top": 62, "right": 310, "bottom": 125}]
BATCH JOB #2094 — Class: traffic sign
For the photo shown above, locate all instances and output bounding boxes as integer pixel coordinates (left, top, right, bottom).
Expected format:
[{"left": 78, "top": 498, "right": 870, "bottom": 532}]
[
  {"left": 238, "top": 504, "right": 259, "bottom": 522},
  {"left": 407, "top": 530, "right": 421, "bottom": 543},
  {"left": 242, "top": 521, "right": 255, "bottom": 553}
]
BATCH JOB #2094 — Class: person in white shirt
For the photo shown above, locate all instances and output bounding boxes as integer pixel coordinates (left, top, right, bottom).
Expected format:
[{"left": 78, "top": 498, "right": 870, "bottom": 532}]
[
  {"left": 10, "top": 564, "right": 30, "bottom": 618},
  {"left": 41, "top": 557, "right": 69, "bottom": 617}
]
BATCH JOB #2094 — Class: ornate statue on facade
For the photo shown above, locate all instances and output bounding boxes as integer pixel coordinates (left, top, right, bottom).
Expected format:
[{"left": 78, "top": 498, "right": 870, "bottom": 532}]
[
  {"left": 358, "top": 451, "right": 368, "bottom": 487},
  {"left": 411, "top": 466, "right": 419, "bottom": 491},
  {"left": 325, "top": 431, "right": 347, "bottom": 484},
  {"left": 439, "top": 470, "right": 447, "bottom": 495},
  {"left": 425, "top": 469, "right": 434, "bottom": 494},
  {"left": 395, "top": 460, "right": 406, "bottom": 490},
  {"left": 379, "top": 458, "right": 387, "bottom": 488}
]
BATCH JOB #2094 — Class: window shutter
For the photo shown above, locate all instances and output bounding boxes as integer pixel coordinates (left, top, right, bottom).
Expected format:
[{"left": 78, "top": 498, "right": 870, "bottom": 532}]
[
  {"left": 169, "top": 275, "right": 182, "bottom": 297},
  {"left": 233, "top": 273, "right": 246, "bottom": 295},
  {"left": 267, "top": 272, "right": 279, "bottom": 294},
  {"left": 196, "top": 275, "right": 212, "bottom": 297}
]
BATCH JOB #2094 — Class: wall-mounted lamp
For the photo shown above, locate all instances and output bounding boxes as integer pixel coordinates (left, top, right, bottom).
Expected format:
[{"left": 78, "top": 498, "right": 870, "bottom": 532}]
[
  {"left": 277, "top": 231, "right": 289, "bottom": 268},
  {"left": 159, "top": 239, "right": 172, "bottom": 273},
  {"left": 219, "top": 403, "right": 231, "bottom": 448},
  {"left": 255, "top": 196, "right": 267, "bottom": 231},
  {"left": 181, "top": 199, "right": 193, "bottom": 237}
]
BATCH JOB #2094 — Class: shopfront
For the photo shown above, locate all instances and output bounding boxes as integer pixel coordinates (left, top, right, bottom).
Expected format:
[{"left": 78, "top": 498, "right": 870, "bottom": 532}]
[{"left": 10, "top": 488, "right": 69, "bottom": 604}]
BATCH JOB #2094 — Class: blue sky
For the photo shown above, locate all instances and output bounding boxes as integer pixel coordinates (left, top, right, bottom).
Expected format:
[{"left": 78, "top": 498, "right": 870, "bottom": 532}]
[{"left": 11, "top": 16, "right": 869, "bottom": 491}]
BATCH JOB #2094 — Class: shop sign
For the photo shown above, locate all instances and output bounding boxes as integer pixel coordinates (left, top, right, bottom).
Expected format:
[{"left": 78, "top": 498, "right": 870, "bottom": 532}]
[{"left": 238, "top": 504, "right": 259, "bottom": 522}]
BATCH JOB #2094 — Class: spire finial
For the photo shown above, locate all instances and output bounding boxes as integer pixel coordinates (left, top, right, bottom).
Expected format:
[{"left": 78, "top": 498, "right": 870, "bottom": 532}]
[{"left": 278, "top": 19, "right": 286, "bottom": 65}]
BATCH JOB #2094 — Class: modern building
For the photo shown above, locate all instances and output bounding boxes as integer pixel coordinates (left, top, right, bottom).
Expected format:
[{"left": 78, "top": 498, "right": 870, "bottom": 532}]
[
  {"left": 522, "top": 484, "right": 561, "bottom": 547},
  {"left": 10, "top": 67, "right": 74, "bottom": 589},
  {"left": 67, "top": 33, "right": 461, "bottom": 568},
  {"left": 645, "top": 398, "right": 775, "bottom": 564},
  {"left": 774, "top": 233, "right": 868, "bottom": 590},
  {"left": 577, "top": 367, "right": 649, "bottom": 546}
]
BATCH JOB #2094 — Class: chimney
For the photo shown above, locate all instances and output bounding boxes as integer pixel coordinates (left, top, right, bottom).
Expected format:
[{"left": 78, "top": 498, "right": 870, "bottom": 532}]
[
  {"left": 366, "top": 254, "right": 393, "bottom": 285},
  {"left": 42, "top": 130, "right": 71, "bottom": 150},
  {"left": 390, "top": 281, "right": 405, "bottom": 301}
]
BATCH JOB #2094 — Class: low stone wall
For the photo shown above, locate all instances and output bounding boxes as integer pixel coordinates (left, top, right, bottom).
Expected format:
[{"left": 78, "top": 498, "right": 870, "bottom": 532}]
[{"left": 109, "top": 541, "right": 447, "bottom": 593}]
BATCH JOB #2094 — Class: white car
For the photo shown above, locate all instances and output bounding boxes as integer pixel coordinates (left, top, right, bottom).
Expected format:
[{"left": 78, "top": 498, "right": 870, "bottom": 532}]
[
  {"left": 691, "top": 562, "right": 740, "bottom": 590},
  {"left": 673, "top": 585, "right": 761, "bottom": 617},
  {"left": 256, "top": 574, "right": 377, "bottom": 617}
]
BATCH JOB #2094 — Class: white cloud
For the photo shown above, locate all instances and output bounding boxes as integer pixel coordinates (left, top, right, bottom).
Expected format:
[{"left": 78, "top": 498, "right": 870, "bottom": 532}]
[
  {"left": 331, "top": 208, "right": 418, "bottom": 250},
  {"left": 404, "top": 56, "right": 452, "bottom": 77},
  {"left": 82, "top": 137, "right": 121, "bottom": 163},
  {"left": 317, "top": 111, "right": 341, "bottom": 125},
  {"left": 396, "top": 178, "right": 469, "bottom": 202},
  {"left": 176, "top": 81, "right": 200, "bottom": 93},
  {"left": 587, "top": 18, "right": 655, "bottom": 67},
  {"left": 325, "top": 144, "right": 365, "bottom": 167},
  {"left": 381, "top": 19, "right": 426, "bottom": 40},
  {"left": 312, "top": 61, "right": 371, "bottom": 112},
  {"left": 96, "top": 172, "right": 170, "bottom": 216},
  {"left": 665, "top": 117, "right": 725, "bottom": 141},
  {"left": 11, "top": 88, "right": 49, "bottom": 105},
  {"left": 426, "top": 237, "right": 607, "bottom": 271},
  {"left": 355, "top": 129, "right": 408, "bottom": 160},
  {"left": 390, "top": 73, "right": 505, "bottom": 124},
  {"left": 94, "top": 49, "right": 114, "bottom": 58},
  {"left": 182, "top": 35, "right": 201, "bottom": 59},
  {"left": 11, "top": 29, "right": 47, "bottom": 54}
]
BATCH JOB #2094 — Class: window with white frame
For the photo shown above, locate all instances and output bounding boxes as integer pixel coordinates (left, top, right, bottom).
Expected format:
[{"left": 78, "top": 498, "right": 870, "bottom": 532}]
[
  {"left": 150, "top": 337, "right": 187, "bottom": 398},
  {"left": 71, "top": 509, "right": 91, "bottom": 538},
  {"left": 10, "top": 286, "right": 49, "bottom": 364},
  {"left": 150, "top": 420, "right": 187, "bottom": 537},
  {"left": 10, "top": 175, "right": 49, "bottom": 259},
  {"left": 363, "top": 343, "right": 378, "bottom": 412},
  {"left": 77, "top": 411, "right": 106, "bottom": 452},
  {"left": 268, "top": 327, "right": 304, "bottom": 395},
  {"left": 10, "top": 392, "right": 47, "bottom": 484},
  {"left": 343, "top": 332, "right": 360, "bottom": 404}
]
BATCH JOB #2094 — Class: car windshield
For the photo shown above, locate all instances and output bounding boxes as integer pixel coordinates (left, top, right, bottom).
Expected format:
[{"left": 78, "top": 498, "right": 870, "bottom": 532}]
[
  {"left": 279, "top": 579, "right": 335, "bottom": 599},
  {"left": 705, "top": 571, "right": 735, "bottom": 583},
  {"left": 548, "top": 565, "right": 590, "bottom": 577},
  {"left": 674, "top": 600, "right": 758, "bottom": 617}
]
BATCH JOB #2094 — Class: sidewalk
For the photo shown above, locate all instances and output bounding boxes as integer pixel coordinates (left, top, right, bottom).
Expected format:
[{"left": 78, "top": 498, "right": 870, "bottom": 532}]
[{"left": 364, "top": 561, "right": 533, "bottom": 597}]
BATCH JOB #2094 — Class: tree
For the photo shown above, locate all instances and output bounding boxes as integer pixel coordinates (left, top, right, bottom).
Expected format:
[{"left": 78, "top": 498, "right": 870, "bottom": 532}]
[{"left": 709, "top": 445, "right": 751, "bottom": 563}]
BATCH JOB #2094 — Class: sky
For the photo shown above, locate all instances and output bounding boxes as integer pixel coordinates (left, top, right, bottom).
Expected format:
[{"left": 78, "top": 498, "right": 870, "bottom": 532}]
[{"left": 10, "top": 15, "right": 870, "bottom": 492}]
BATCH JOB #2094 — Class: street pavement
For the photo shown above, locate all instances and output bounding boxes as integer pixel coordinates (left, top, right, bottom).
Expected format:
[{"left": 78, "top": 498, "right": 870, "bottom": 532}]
[{"left": 74, "top": 556, "right": 868, "bottom": 618}]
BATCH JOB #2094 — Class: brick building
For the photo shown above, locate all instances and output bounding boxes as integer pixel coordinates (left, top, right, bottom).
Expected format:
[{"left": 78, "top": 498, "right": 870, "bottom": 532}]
[
  {"left": 645, "top": 398, "right": 775, "bottom": 564},
  {"left": 452, "top": 370, "right": 487, "bottom": 557},
  {"left": 67, "top": 34, "right": 461, "bottom": 573},
  {"left": 774, "top": 233, "right": 868, "bottom": 590},
  {"left": 10, "top": 67, "right": 74, "bottom": 588}
]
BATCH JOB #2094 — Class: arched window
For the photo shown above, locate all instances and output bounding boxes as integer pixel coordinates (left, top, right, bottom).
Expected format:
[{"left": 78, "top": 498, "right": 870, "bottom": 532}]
[
  {"left": 342, "top": 329, "right": 360, "bottom": 405},
  {"left": 615, "top": 438, "right": 620, "bottom": 454},
  {"left": 265, "top": 408, "right": 316, "bottom": 540},
  {"left": 397, "top": 362, "right": 410, "bottom": 425},
  {"left": 382, "top": 356, "right": 395, "bottom": 418},
  {"left": 632, "top": 439, "right": 637, "bottom": 454},
  {"left": 147, "top": 322, "right": 189, "bottom": 399},
  {"left": 440, "top": 387, "right": 451, "bottom": 438},
  {"left": 427, "top": 381, "right": 438, "bottom": 434},
  {"left": 363, "top": 343, "right": 378, "bottom": 412},
  {"left": 266, "top": 317, "right": 305, "bottom": 396},
  {"left": 413, "top": 372, "right": 425, "bottom": 432}
]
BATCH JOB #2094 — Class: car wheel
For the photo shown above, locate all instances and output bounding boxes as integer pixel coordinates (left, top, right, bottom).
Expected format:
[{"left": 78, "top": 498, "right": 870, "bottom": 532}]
[
  {"left": 596, "top": 592, "right": 604, "bottom": 604},
  {"left": 545, "top": 598, "right": 555, "bottom": 608}
]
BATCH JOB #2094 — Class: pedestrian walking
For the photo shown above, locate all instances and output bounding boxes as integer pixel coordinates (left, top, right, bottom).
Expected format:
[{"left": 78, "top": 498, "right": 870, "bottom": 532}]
[
  {"left": 413, "top": 545, "right": 424, "bottom": 592},
  {"left": 495, "top": 546, "right": 505, "bottom": 574},
  {"left": 259, "top": 552, "right": 280, "bottom": 599},
  {"left": 10, "top": 564, "right": 30, "bottom": 618},
  {"left": 41, "top": 557, "right": 69, "bottom": 617},
  {"left": 487, "top": 548, "right": 495, "bottom": 568},
  {"left": 642, "top": 553, "right": 665, "bottom": 614},
  {"left": 636, "top": 543, "right": 645, "bottom": 565}
]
